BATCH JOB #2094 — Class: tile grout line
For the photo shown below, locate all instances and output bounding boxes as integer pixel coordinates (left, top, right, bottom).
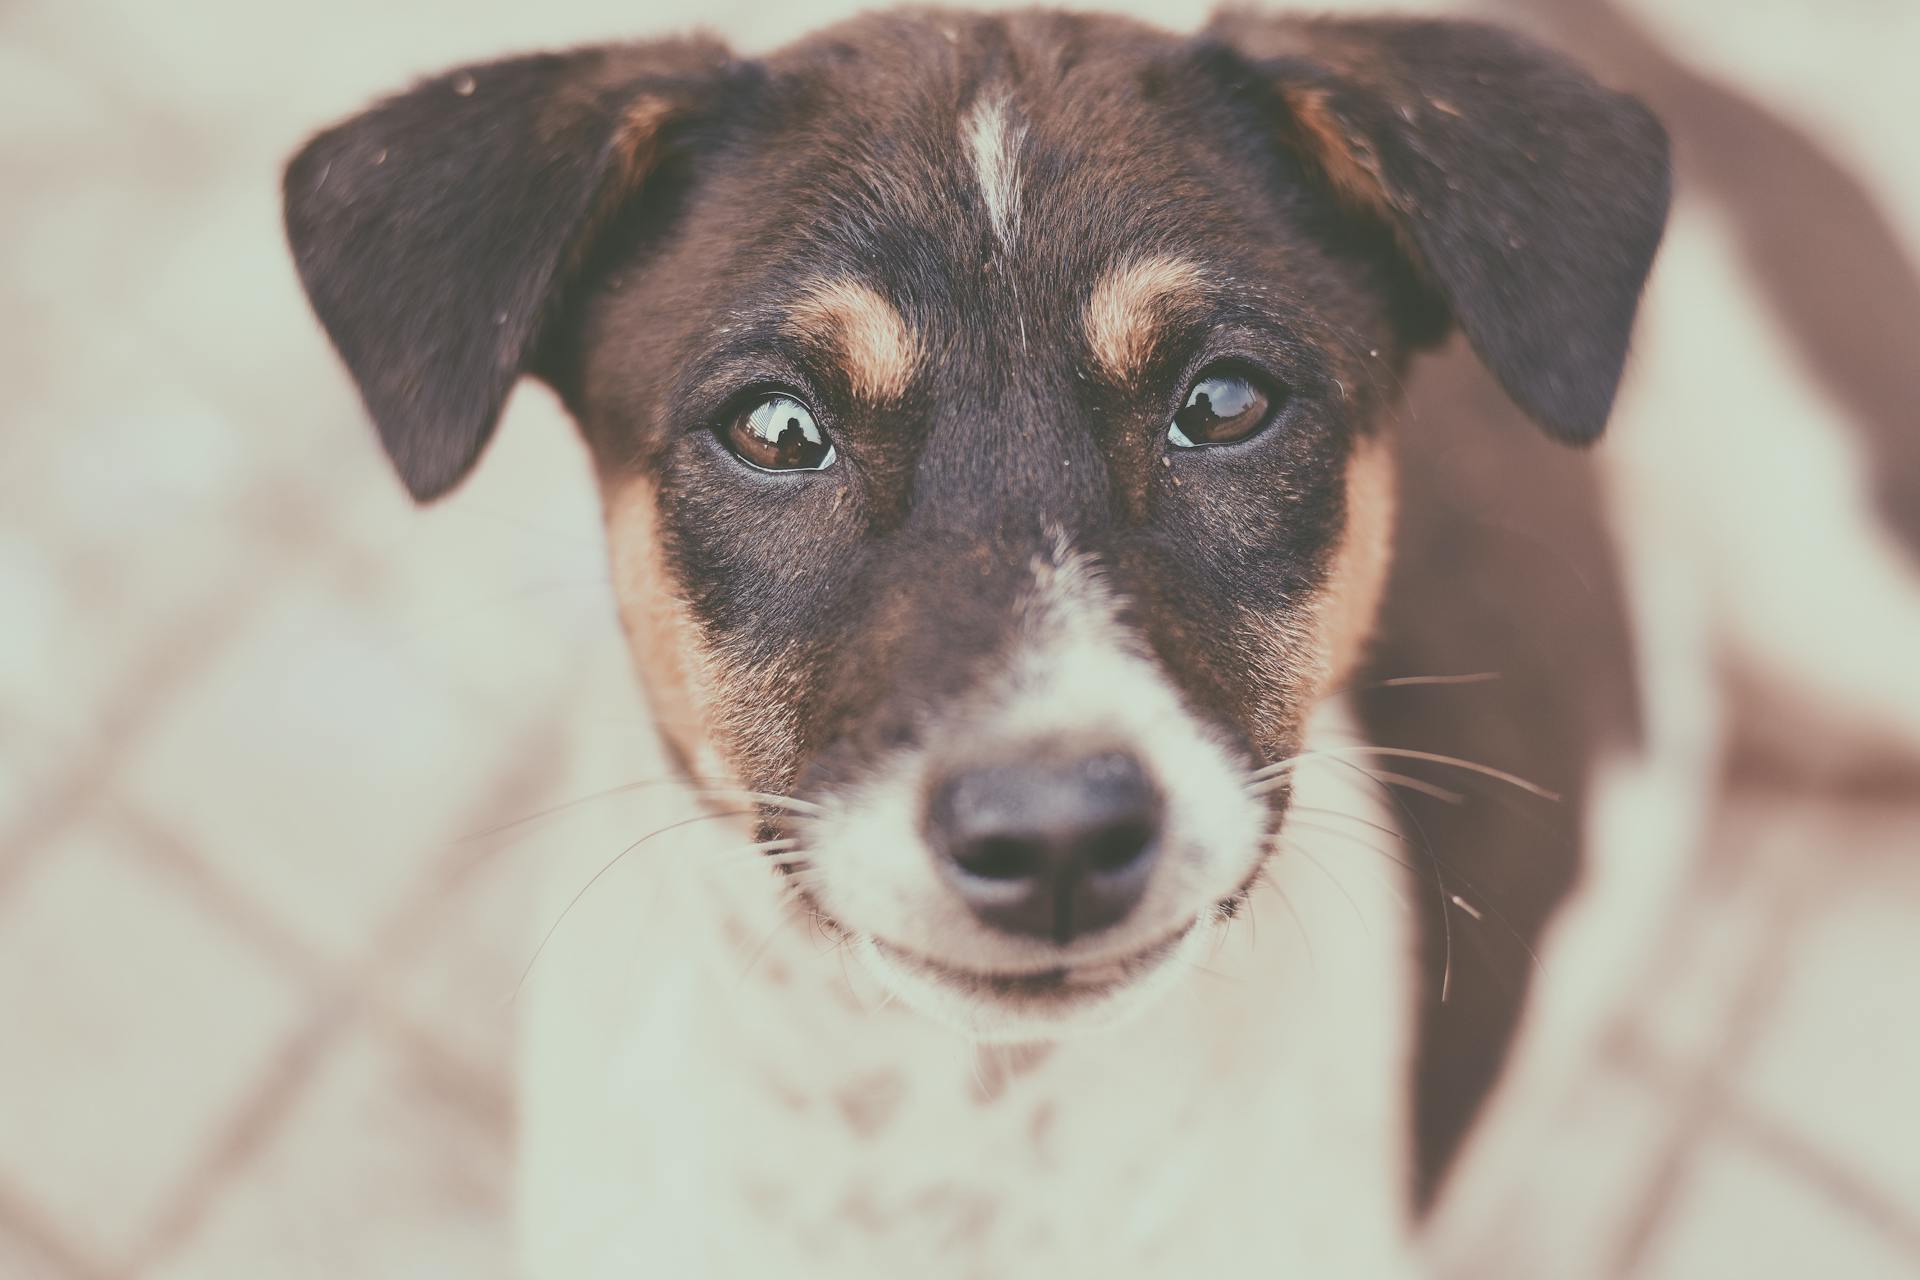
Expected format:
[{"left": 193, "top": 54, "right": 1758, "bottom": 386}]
[
  {"left": 1612, "top": 1032, "right": 1920, "bottom": 1265},
  {"left": 107, "top": 724, "right": 573, "bottom": 1277},
  {"left": 0, "top": 1182, "right": 114, "bottom": 1280},
  {"left": 0, "top": 479, "right": 353, "bottom": 906},
  {"left": 1601, "top": 849, "right": 1818, "bottom": 1276}
]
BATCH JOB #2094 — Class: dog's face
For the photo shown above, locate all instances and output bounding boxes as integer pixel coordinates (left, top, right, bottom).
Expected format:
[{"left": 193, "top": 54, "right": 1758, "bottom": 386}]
[{"left": 285, "top": 10, "right": 1667, "bottom": 1037}]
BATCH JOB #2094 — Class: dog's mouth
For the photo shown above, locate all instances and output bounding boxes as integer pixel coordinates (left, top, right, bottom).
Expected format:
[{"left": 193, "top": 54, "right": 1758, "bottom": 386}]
[{"left": 868, "top": 920, "right": 1200, "bottom": 1005}]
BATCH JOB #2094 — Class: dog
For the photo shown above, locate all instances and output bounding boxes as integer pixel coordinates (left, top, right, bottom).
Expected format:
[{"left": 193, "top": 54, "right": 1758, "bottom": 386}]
[{"left": 283, "top": 8, "right": 1670, "bottom": 1275}]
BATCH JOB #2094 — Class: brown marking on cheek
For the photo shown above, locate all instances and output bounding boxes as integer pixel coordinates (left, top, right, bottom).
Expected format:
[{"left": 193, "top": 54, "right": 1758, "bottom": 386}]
[
  {"left": 789, "top": 277, "right": 921, "bottom": 402},
  {"left": 1239, "top": 605, "right": 1321, "bottom": 759},
  {"left": 1027, "top": 1100, "right": 1057, "bottom": 1161},
  {"left": 1318, "top": 434, "right": 1398, "bottom": 692},
  {"left": 1082, "top": 254, "right": 1206, "bottom": 385},
  {"left": 764, "top": 1073, "right": 810, "bottom": 1114},
  {"left": 1233, "top": 437, "right": 1397, "bottom": 753},
  {"left": 910, "top": 1186, "right": 1000, "bottom": 1247},
  {"left": 740, "top": 1176, "right": 788, "bottom": 1218},
  {"left": 718, "top": 910, "right": 789, "bottom": 985},
  {"left": 968, "top": 1042, "right": 1055, "bottom": 1105},
  {"left": 695, "top": 631, "right": 813, "bottom": 790},
  {"left": 833, "top": 1070, "right": 907, "bottom": 1138},
  {"left": 837, "top": 1187, "right": 889, "bottom": 1235},
  {"left": 602, "top": 473, "right": 730, "bottom": 778},
  {"left": 603, "top": 473, "right": 811, "bottom": 790}
]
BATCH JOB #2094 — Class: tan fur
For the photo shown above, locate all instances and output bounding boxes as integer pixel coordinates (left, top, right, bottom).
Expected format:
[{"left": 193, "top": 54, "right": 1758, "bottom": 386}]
[
  {"left": 610, "top": 95, "right": 674, "bottom": 179},
  {"left": 1320, "top": 434, "right": 1399, "bottom": 692},
  {"left": 791, "top": 278, "right": 922, "bottom": 403},
  {"left": 604, "top": 474, "right": 811, "bottom": 788},
  {"left": 602, "top": 473, "right": 730, "bottom": 780},
  {"left": 1082, "top": 255, "right": 1207, "bottom": 384},
  {"left": 1233, "top": 434, "right": 1397, "bottom": 752},
  {"left": 561, "top": 94, "right": 678, "bottom": 279},
  {"left": 1281, "top": 86, "right": 1391, "bottom": 217},
  {"left": 1275, "top": 85, "right": 1437, "bottom": 286}
]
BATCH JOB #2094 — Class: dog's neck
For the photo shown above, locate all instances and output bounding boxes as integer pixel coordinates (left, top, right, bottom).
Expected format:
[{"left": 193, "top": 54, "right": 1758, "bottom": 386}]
[{"left": 518, "top": 703, "right": 1421, "bottom": 1279}]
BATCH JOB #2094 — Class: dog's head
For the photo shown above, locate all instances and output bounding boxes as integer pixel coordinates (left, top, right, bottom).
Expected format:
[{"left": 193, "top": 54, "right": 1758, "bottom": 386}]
[{"left": 285, "top": 9, "right": 1667, "bottom": 1038}]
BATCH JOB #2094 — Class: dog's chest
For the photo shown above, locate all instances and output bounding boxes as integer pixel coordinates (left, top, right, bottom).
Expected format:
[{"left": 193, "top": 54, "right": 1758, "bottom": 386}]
[
  {"left": 607, "top": 936, "right": 1408, "bottom": 1279},
  {"left": 696, "top": 1018, "right": 1258, "bottom": 1272},
  {"left": 521, "top": 800, "right": 1419, "bottom": 1279}
]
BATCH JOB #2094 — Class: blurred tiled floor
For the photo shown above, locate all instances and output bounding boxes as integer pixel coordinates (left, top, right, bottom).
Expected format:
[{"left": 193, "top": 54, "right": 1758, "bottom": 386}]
[
  {"left": 1430, "top": 787, "right": 1920, "bottom": 1279},
  {"left": 2, "top": 0, "right": 1917, "bottom": 1277},
  {"left": 0, "top": 6, "right": 644, "bottom": 1269}
]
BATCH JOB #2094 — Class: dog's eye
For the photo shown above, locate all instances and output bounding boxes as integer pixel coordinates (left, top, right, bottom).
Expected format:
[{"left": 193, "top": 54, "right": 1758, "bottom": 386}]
[
  {"left": 720, "top": 394, "right": 837, "bottom": 472},
  {"left": 1168, "top": 369, "right": 1279, "bottom": 448}
]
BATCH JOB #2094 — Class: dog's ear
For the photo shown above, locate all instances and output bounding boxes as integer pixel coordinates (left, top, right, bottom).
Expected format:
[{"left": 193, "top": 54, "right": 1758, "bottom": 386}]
[
  {"left": 283, "top": 39, "right": 732, "bottom": 500},
  {"left": 1205, "top": 12, "right": 1671, "bottom": 442}
]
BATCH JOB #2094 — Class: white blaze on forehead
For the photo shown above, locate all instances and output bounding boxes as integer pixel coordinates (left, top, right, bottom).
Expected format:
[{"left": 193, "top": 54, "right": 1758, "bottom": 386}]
[{"left": 964, "top": 92, "right": 1026, "bottom": 250}]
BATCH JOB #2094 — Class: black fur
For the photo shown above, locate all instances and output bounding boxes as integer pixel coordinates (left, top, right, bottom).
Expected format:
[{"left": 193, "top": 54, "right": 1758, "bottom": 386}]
[
  {"left": 281, "top": 7, "right": 1670, "bottom": 1201},
  {"left": 283, "top": 40, "right": 731, "bottom": 499},
  {"left": 1210, "top": 12, "right": 1672, "bottom": 441}
]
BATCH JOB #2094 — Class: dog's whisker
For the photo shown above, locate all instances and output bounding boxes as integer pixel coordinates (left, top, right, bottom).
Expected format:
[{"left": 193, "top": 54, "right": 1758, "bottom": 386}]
[
  {"left": 1373, "top": 671, "right": 1503, "bottom": 688},
  {"left": 1376, "top": 769, "right": 1464, "bottom": 805},
  {"left": 1298, "top": 753, "right": 1456, "bottom": 1005},
  {"left": 1338, "top": 767, "right": 1464, "bottom": 806},
  {"left": 1301, "top": 843, "right": 1414, "bottom": 916},
  {"left": 1283, "top": 817, "right": 1419, "bottom": 874},
  {"left": 701, "top": 838, "right": 803, "bottom": 872},
  {"left": 1245, "top": 754, "right": 1306, "bottom": 785},
  {"left": 1291, "top": 819, "right": 1538, "bottom": 978},
  {"left": 1312, "top": 746, "right": 1561, "bottom": 802},
  {"left": 1331, "top": 670, "right": 1503, "bottom": 695},
  {"left": 736, "top": 909, "right": 798, "bottom": 986},
  {"left": 1280, "top": 828, "right": 1421, "bottom": 915},
  {"left": 1180, "top": 960, "right": 1241, "bottom": 983},
  {"left": 1256, "top": 748, "right": 1534, "bottom": 994},
  {"left": 1249, "top": 758, "right": 1464, "bottom": 806},
  {"left": 1273, "top": 837, "right": 1371, "bottom": 927},
  {"left": 1272, "top": 883, "right": 1314, "bottom": 969},
  {"left": 461, "top": 779, "right": 820, "bottom": 845},
  {"left": 1285, "top": 802, "right": 1412, "bottom": 845},
  {"left": 513, "top": 809, "right": 761, "bottom": 1000}
]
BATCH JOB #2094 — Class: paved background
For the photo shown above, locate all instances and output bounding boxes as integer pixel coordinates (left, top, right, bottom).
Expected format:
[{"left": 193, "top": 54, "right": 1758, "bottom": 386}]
[{"left": 1, "top": 0, "right": 1916, "bottom": 1276}]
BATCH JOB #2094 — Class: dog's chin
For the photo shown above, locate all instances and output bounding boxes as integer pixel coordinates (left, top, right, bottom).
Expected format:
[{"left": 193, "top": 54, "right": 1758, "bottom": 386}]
[{"left": 850, "top": 918, "right": 1220, "bottom": 1043}]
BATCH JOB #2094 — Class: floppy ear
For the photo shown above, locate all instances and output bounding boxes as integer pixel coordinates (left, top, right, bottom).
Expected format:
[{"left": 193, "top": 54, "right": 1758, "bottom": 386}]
[
  {"left": 1206, "top": 12, "right": 1671, "bottom": 442},
  {"left": 283, "top": 39, "right": 732, "bottom": 500}
]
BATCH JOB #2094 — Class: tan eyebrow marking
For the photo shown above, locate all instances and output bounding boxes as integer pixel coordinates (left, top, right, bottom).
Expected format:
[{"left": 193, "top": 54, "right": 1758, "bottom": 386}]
[
  {"left": 1082, "top": 255, "right": 1208, "bottom": 384},
  {"left": 789, "top": 278, "right": 922, "bottom": 402}
]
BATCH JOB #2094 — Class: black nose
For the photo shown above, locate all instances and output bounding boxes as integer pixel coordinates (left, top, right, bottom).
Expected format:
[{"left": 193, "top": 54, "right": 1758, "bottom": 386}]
[{"left": 925, "top": 749, "right": 1162, "bottom": 944}]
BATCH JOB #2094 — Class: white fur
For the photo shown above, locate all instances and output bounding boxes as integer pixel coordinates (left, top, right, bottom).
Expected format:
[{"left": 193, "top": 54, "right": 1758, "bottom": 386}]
[
  {"left": 806, "top": 537, "right": 1267, "bottom": 1039},
  {"left": 964, "top": 93, "right": 1025, "bottom": 252},
  {"left": 519, "top": 681, "right": 1419, "bottom": 1276}
]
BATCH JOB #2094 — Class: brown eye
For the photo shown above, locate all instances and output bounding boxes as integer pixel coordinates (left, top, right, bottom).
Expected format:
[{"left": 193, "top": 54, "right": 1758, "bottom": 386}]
[
  {"left": 721, "top": 394, "right": 836, "bottom": 472},
  {"left": 1169, "top": 370, "right": 1279, "bottom": 447}
]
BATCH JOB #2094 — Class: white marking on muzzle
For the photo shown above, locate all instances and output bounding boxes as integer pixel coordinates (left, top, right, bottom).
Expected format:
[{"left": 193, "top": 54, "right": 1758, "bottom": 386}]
[{"left": 799, "top": 533, "right": 1268, "bottom": 1037}]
